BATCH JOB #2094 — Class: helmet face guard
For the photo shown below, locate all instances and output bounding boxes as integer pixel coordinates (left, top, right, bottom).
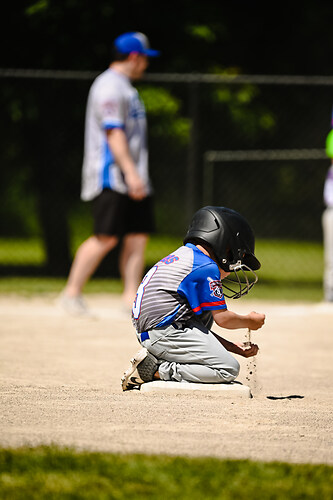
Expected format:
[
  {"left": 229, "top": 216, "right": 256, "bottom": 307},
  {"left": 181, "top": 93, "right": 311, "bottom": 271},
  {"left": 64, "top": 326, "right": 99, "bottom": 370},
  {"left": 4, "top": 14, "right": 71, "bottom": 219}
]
[{"left": 222, "top": 263, "right": 258, "bottom": 299}]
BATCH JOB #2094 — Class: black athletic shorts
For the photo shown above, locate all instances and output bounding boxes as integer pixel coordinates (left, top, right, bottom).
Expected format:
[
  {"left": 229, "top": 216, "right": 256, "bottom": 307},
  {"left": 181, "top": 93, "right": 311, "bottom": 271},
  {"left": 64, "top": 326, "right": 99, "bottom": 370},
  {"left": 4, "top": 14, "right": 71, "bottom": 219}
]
[{"left": 92, "top": 189, "right": 155, "bottom": 236}]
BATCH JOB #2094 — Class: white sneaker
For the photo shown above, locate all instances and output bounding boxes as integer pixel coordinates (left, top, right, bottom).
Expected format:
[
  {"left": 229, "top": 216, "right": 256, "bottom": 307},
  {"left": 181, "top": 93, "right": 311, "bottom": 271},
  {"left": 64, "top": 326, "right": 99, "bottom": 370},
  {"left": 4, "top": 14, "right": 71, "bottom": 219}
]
[{"left": 58, "top": 293, "right": 92, "bottom": 317}]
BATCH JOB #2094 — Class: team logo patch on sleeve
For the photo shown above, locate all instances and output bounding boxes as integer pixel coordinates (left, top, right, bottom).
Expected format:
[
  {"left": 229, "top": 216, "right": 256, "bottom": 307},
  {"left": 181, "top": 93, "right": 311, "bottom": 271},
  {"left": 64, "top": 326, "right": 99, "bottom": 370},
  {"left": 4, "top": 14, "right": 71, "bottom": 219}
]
[
  {"left": 102, "top": 100, "right": 119, "bottom": 116},
  {"left": 208, "top": 277, "right": 224, "bottom": 299}
]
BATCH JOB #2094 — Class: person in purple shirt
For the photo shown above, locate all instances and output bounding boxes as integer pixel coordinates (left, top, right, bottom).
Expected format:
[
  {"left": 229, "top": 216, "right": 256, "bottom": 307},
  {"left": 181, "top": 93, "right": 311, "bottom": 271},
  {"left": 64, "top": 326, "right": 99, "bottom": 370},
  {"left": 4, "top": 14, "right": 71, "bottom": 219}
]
[
  {"left": 122, "top": 206, "right": 266, "bottom": 391},
  {"left": 323, "top": 125, "right": 333, "bottom": 301}
]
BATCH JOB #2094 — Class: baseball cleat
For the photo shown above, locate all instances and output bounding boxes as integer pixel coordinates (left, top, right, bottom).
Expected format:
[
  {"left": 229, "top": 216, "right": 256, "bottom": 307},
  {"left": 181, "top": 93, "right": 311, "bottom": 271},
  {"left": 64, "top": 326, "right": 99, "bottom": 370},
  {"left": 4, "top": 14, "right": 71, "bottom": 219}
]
[{"left": 121, "top": 348, "right": 158, "bottom": 391}]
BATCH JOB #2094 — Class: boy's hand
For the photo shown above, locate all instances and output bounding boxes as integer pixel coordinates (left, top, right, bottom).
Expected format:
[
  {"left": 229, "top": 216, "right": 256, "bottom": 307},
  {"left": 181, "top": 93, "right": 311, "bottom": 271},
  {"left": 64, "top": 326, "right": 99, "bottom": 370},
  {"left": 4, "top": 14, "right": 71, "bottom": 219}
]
[
  {"left": 237, "top": 342, "right": 259, "bottom": 358},
  {"left": 212, "top": 309, "right": 266, "bottom": 331},
  {"left": 247, "top": 311, "right": 265, "bottom": 330}
]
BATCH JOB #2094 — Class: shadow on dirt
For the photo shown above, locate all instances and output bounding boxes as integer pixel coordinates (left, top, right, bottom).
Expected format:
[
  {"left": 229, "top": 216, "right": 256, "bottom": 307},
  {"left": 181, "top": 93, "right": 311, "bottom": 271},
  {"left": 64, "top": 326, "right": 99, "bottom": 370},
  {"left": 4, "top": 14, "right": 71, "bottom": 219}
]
[{"left": 267, "top": 395, "right": 304, "bottom": 400}]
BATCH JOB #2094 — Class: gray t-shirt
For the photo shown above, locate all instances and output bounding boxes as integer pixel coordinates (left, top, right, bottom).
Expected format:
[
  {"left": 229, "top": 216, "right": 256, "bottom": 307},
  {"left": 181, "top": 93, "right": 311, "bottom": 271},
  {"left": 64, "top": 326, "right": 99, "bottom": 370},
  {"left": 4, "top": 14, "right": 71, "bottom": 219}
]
[{"left": 81, "top": 68, "right": 152, "bottom": 201}]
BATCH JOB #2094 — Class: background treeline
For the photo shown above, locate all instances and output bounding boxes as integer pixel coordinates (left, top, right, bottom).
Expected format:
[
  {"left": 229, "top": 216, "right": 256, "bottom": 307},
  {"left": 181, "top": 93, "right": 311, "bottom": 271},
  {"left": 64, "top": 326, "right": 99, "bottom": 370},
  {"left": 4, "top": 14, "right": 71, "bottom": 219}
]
[{"left": 0, "top": 1, "right": 332, "bottom": 275}]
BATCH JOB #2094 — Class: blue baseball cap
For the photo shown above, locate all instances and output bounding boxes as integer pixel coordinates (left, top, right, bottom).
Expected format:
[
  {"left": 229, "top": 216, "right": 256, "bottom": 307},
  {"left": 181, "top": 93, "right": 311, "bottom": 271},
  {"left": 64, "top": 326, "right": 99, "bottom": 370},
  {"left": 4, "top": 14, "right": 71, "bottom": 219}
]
[{"left": 114, "top": 32, "right": 160, "bottom": 57}]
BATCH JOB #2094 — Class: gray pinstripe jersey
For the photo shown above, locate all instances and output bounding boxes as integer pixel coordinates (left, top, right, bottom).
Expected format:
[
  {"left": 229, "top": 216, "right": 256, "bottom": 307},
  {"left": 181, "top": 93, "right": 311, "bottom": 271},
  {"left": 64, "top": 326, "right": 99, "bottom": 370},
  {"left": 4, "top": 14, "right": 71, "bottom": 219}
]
[{"left": 132, "top": 244, "right": 227, "bottom": 333}]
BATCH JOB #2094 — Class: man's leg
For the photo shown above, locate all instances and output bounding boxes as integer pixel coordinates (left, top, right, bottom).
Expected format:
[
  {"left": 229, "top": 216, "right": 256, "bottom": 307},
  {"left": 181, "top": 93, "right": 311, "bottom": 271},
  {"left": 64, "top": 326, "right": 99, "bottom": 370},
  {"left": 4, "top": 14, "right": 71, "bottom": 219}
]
[
  {"left": 65, "top": 234, "right": 119, "bottom": 297},
  {"left": 323, "top": 208, "right": 333, "bottom": 301},
  {"left": 119, "top": 233, "right": 149, "bottom": 308}
]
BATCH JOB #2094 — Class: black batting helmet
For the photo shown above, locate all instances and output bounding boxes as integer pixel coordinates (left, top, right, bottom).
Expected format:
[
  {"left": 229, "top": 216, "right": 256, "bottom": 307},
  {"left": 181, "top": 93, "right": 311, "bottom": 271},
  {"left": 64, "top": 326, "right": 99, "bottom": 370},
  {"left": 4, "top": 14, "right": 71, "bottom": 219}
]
[{"left": 183, "top": 206, "right": 261, "bottom": 273}]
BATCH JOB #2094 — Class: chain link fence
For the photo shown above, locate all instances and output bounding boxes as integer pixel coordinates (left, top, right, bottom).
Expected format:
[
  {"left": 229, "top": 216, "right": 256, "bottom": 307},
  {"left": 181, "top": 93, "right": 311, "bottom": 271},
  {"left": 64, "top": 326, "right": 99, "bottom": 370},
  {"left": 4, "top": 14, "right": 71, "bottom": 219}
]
[{"left": 0, "top": 69, "right": 332, "bottom": 284}]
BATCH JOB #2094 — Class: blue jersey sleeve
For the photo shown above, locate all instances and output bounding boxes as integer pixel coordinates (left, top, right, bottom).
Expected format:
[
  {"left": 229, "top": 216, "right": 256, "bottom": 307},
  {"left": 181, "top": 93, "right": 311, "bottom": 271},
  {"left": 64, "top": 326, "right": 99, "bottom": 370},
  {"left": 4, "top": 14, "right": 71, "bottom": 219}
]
[{"left": 177, "top": 248, "right": 227, "bottom": 315}]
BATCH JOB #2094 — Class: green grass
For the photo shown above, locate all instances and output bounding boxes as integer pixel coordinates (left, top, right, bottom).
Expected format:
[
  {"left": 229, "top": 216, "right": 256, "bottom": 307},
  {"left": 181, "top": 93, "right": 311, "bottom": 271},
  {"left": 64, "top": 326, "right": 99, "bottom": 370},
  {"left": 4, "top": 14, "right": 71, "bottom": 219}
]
[
  {"left": 0, "top": 238, "right": 46, "bottom": 265},
  {"left": 0, "top": 446, "right": 332, "bottom": 500},
  {"left": 0, "top": 277, "right": 123, "bottom": 296},
  {"left": 0, "top": 236, "right": 325, "bottom": 301}
]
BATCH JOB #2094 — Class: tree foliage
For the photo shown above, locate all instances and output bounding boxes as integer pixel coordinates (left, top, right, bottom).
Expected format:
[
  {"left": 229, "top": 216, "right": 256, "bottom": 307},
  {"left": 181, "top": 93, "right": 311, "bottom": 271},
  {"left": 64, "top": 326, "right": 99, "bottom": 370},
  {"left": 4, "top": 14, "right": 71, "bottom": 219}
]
[
  {"left": 0, "top": 1, "right": 332, "bottom": 273},
  {"left": 1, "top": 1, "right": 332, "bottom": 74}
]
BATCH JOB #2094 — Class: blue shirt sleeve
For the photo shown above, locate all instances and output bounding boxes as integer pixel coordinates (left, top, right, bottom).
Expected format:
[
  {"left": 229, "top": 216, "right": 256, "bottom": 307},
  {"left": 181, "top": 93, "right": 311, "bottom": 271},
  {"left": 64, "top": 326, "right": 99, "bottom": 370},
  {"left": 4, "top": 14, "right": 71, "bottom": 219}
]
[{"left": 177, "top": 248, "right": 227, "bottom": 315}]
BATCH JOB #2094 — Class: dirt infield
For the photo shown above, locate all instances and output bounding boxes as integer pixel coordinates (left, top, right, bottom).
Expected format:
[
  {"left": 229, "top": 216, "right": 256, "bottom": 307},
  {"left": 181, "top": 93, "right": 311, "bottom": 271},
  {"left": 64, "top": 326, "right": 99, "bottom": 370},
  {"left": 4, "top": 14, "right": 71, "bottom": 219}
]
[{"left": 1, "top": 294, "right": 333, "bottom": 464}]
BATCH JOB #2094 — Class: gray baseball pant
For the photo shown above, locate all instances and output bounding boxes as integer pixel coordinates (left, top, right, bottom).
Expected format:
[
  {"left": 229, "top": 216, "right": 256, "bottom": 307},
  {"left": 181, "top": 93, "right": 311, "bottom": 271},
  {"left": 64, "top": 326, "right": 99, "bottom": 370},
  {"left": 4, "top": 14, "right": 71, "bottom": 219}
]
[{"left": 137, "top": 320, "right": 240, "bottom": 383}]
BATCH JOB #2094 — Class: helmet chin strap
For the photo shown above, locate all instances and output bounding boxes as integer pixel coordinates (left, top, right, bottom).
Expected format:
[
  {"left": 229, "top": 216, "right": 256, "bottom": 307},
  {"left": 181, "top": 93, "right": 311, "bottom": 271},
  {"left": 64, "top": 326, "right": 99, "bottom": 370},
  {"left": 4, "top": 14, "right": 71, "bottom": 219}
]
[{"left": 222, "top": 264, "right": 258, "bottom": 299}]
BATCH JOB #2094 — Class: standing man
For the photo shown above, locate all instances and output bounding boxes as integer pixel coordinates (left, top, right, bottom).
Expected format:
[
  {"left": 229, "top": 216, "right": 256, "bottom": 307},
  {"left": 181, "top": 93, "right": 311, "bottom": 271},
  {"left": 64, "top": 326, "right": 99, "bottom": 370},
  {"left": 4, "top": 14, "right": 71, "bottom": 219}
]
[{"left": 61, "top": 32, "right": 160, "bottom": 315}]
